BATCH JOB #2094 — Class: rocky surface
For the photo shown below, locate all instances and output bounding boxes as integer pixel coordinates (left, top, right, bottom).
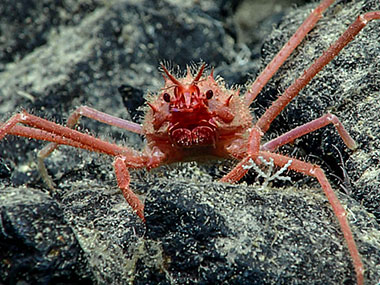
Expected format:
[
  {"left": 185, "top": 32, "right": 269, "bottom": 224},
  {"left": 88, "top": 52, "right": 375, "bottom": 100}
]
[{"left": 0, "top": 0, "right": 379, "bottom": 284}]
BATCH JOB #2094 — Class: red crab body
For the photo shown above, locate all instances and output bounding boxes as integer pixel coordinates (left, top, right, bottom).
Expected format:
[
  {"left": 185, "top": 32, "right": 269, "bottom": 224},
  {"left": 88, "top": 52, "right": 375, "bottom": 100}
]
[{"left": 142, "top": 64, "right": 252, "bottom": 163}]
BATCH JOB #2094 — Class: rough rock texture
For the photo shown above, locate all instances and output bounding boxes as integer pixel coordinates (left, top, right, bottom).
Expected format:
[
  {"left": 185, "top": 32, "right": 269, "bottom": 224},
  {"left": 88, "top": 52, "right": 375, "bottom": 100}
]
[
  {"left": 0, "top": 0, "right": 379, "bottom": 284},
  {"left": 0, "top": 187, "right": 91, "bottom": 283}
]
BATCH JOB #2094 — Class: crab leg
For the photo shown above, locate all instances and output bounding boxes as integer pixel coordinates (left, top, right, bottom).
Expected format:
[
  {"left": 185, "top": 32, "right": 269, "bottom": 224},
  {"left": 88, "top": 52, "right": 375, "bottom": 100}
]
[
  {"left": 221, "top": 126, "right": 263, "bottom": 182},
  {"left": 34, "top": 105, "right": 144, "bottom": 187},
  {"left": 2, "top": 124, "right": 97, "bottom": 151},
  {"left": 0, "top": 111, "right": 155, "bottom": 218},
  {"left": 37, "top": 105, "right": 143, "bottom": 161},
  {"left": 222, "top": 120, "right": 363, "bottom": 283},
  {"left": 222, "top": 111, "right": 358, "bottom": 180},
  {"left": 257, "top": 151, "right": 363, "bottom": 285},
  {"left": 114, "top": 156, "right": 145, "bottom": 221},
  {"left": 261, "top": 113, "right": 357, "bottom": 152},
  {"left": 223, "top": 143, "right": 363, "bottom": 284},
  {"left": 256, "top": 11, "right": 380, "bottom": 133},
  {"left": 0, "top": 111, "right": 144, "bottom": 159},
  {"left": 244, "top": 0, "right": 335, "bottom": 105}
]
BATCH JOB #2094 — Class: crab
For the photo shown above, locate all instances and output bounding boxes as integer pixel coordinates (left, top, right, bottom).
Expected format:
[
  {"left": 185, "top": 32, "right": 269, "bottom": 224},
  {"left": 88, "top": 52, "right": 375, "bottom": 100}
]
[{"left": 0, "top": 0, "right": 379, "bottom": 283}]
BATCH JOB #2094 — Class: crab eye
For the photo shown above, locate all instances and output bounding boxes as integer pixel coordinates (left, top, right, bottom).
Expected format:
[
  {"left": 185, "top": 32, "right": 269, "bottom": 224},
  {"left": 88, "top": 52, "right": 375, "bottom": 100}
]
[
  {"left": 206, "top": 90, "right": 213, "bottom": 99},
  {"left": 163, "top": 93, "right": 171, "bottom": 102}
]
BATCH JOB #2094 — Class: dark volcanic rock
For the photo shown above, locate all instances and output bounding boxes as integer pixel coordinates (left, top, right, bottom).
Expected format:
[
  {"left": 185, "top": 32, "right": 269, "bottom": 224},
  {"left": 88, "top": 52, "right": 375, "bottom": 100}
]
[{"left": 0, "top": 187, "right": 91, "bottom": 283}]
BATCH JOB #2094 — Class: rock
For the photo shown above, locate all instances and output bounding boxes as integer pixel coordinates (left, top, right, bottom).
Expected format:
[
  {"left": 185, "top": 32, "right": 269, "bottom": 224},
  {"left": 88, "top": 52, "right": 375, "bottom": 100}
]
[{"left": 0, "top": 186, "right": 91, "bottom": 283}]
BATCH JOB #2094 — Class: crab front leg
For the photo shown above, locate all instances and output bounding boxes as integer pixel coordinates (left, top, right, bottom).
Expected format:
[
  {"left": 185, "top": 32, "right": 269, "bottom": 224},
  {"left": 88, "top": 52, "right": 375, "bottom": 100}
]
[
  {"left": 114, "top": 156, "right": 153, "bottom": 222},
  {"left": 114, "top": 146, "right": 165, "bottom": 222},
  {"left": 0, "top": 111, "right": 143, "bottom": 158},
  {"left": 114, "top": 157, "right": 145, "bottom": 220}
]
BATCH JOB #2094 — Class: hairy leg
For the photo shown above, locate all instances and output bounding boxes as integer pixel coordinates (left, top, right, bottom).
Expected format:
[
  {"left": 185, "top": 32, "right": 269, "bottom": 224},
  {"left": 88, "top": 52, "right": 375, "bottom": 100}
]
[
  {"left": 256, "top": 11, "right": 380, "bottom": 133},
  {"left": 0, "top": 111, "right": 158, "bottom": 219},
  {"left": 34, "top": 105, "right": 144, "bottom": 187},
  {"left": 38, "top": 105, "right": 143, "bottom": 156},
  {"left": 244, "top": 0, "right": 335, "bottom": 105},
  {"left": 0, "top": 111, "right": 143, "bottom": 158},
  {"left": 221, "top": 120, "right": 362, "bottom": 283},
  {"left": 258, "top": 150, "right": 363, "bottom": 285},
  {"left": 222, "top": 138, "right": 363, "bottom": 282},
  {"left": 261, "top": 113, "right": 357, "bottom": 152},
  {"left": 114, "top": 156, "right": 145, "bottom": 221},
  {"left": 221, "top": 126, "right": 263, "bottom": 182},
  {"left": 2, "top": 124, "right": 94, "bottom": 151}
]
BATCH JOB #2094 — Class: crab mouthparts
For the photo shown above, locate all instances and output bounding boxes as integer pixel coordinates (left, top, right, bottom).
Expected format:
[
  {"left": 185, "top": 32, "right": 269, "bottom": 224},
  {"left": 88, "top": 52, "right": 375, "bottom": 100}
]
[{"left": 171, "top": 125, "right": 216, "bottom": 148}]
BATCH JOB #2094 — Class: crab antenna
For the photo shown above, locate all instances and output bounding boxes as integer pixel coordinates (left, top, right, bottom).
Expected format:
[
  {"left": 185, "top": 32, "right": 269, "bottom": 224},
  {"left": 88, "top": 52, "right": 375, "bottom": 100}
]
[
  {"left": 192, "top": 63, "right": 206, "bottom": 84},
  {"left": 186, "top": 65, "right": 191, "bottom": 77},
  {"left": 160, "top": 64, "right": 182, "bottom": 86},
  {"left": 210, "top": 67, "right": 215, "bottom": 78}
]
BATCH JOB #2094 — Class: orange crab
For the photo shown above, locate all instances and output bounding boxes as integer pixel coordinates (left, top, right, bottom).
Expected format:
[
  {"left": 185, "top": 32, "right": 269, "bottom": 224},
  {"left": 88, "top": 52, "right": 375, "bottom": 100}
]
[{"left": 0, "top": 0, "right": 379, "bottom": 283}]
